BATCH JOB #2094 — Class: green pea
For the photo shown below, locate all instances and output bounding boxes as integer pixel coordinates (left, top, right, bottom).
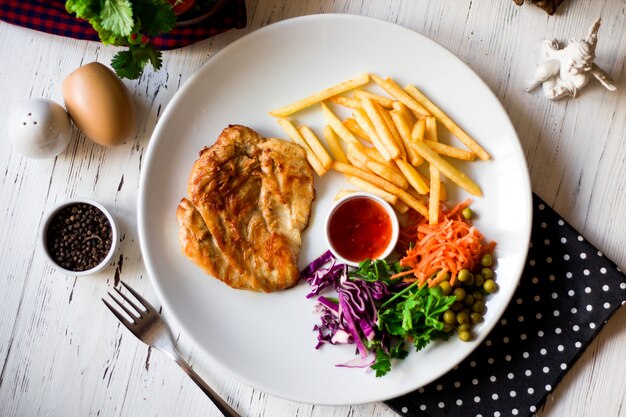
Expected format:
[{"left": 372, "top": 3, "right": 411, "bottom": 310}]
[
  {"left": 439, "top": 281, "right": 452, "bottom": 296},
  {"left": 443, "top": 310, "right": 457, "bottom": 324},
  {"left": 462, "top": 207, "right": 473, "bottom": 220},
  {"left": 470, "top": 312, "right": 483, "bottom": 324},
  {"left": 453, "top": 287, "right": 466, "bottom": 302},
  {"left": 443, "top": 323, "right": 455, "bottom": 332},
  {"left": 480, "top": 253, "right": 493, "bottom": 267},
  {"left": 474, "top": 273, "right": 485, "bottom": 287},
  {"left": 483, "top": 279, "right": 497, "bottom": 294},
  {"left": 458, "top": 330, "right": 472, "bottom": 342},
  {"left": 456, "top": 311, "right": 470, "bottom": 325},
  {"left": 458, "top": 323, "right": 471, "bottom": 331},
  {"left": 472, "top": 291, "right": 484, "bottom": 301},
  {"left": 457, "top": 269, "right": 471, "bottom": 282},
  {"left": 451, "top": 301, "right": 464, "bottom": 311},
  {"left": 464, "top": 294, "right": 475, "bottom": 306},
  {"left": 481, "top": 267, "right": 493, "bottom": 280},
  {"left": 464, "top": 273, "right": 475, "bottom": 287},
  {"left": 472, "top": 300, "right": 485, "bottom": 314}
]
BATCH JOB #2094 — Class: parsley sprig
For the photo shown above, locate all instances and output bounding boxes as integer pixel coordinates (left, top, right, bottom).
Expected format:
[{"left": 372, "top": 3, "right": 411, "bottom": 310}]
[
  {"left": 350, "top": 261, "right": 456, "bottom": 377},
  {"left": 66, "top": 0, "right": 177, "bottom": 79}
]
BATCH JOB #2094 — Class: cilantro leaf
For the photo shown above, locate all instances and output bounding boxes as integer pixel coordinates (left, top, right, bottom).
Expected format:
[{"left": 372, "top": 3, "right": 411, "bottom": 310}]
[
  {"left": 371, "top": 347, "right": 391, "bottom": 377},
  {"left": 133, "top": 43, "right": 163, "bottom": 69},
  {"left": 100, "top": 0, "right": 134, "bottom": 37},
  {"left": 111, "top": 50, "right": 142, "bottom": 80},
  {"left": 89, "top": 17, "right": 124, "bottom": 45},
  {"left": 134, "top": 0, "right": 177, "bottom": 36},
  {"left": 66, "top": 0, "right": 101, "bottom": 19},
  {"left": 378, "top": 284, "right": 455, "bottom": 354},
  {"left": 350, "top": 258, "right": 405, "bottom": 285},
  {"left": 66, "top": 0, "right": 177, "bottom": 79},
  {"left": 111, "top": 43, "right": 162, "bottom": 79}
]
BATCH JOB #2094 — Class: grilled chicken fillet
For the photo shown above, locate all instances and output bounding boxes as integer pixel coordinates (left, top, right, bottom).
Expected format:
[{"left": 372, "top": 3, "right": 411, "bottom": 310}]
[{"left": 176, "top": 125, "right": 315, "bottom": 292}]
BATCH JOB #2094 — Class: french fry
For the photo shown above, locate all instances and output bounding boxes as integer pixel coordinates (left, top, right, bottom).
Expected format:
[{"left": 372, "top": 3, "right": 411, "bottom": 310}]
[
  {"left": 270, "top": 73, "right": 370, "bottom": 117},
  {"left": 392, "top": 101, "right": 415, "bottom": 125},
  {"left": 396, "top": 188, "right": 430, "bottom": 219},
  {"left": 347, "top": 176, "right": 398, "bottom": 205},
  {"left": 359, "top": 96, "right": 401, "bottom": 159},
  {"left": 347, "top": 144, "right": 409, "bottom": 189},
  {"left": 390, "top": 109, "right": 423, "bottom": 166},
  {"left": 370, "top": 74, "right": 430, "bottom": 117},
  {"left": 394, "top": 200, "right": 409, "bottom": 214},
  {"left": 321, "top": 102, "right": 360, "bottom": 146},
  {"left": 353, "top": 108, "right": 392, "bottom": 161},
  {"left": 360, "top": 147, "right": 404, "bottom": 176},
  {"left": 323, "top": 125, "right": 348, "bottom": 164},
  {"left": 407, "top": 182, "right": 446, "bottom": 202},
  {"left": 404, "top": 84, "right": 490, "bottom": 160},
  {"left": 277, "top": 118, "right": 327, "bottom": 176},
  {"left": 354, "top": 89, "right": 395, "bottom": 109},
  {"left": 427, "top": 116, "right": 441, "bottom": 224},
  {"left": 439, "top": 181, "right": 448, "bottom": 202},
  {"left": 429, "top": 165, "right": 441, "bottom": 225},
  {"left": 361, "top": 146, "right": 387, "bottom": 164},
  {"left": 410, "top": 140, "right": 482, "bottom": 196},
  {"left": 346, "top": 151, "right": 370, "bottom": 172},
  {"left": 377, "top": 104, "right": 407, "bottom": 160},
  {"left": 425, "top": 140, "right": 476, "bottom": 161},
  {"left": 335, "top": 189, "right": 357, "bottom": 201},
  {"left": 411, "top": 117, "right": 426, "bottom": 142},
  {"left": 425, "top": 116, "right": 438, "bottom": 142},
  {"left": 343, "top": 117, "right": 371, "bottom": 142},
  {"left": 298, "top": 125, "right": 332, "bottom": 170},
  {"left": 332, "top": 162, "right": 429, "bottom": 218},
  {"left": 395, "top": 159, "right": 429, "bottom": 195},
  {"left": 328, "top": 95, "right": 360, "bottom": 109}
]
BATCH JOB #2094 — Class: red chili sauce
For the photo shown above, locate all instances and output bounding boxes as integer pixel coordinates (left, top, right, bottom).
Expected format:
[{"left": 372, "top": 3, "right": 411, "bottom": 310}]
[{"left": 328, "top": 197, "right": 392, "bottom": 262}]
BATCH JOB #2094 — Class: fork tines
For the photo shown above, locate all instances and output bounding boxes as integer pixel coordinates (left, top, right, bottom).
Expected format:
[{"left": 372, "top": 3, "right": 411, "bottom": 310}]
[{"left": 102, "top": 281, "right": 150, "bottom": 327}]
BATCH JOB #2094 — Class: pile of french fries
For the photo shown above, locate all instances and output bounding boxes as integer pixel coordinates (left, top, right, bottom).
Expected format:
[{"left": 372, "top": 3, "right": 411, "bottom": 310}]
[{"left": 269, "top": 73, "right": 489, "bottom": 224}]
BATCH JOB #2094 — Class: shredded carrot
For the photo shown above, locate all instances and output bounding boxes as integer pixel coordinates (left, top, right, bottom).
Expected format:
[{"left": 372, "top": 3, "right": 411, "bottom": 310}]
[{"left": 397, "top": 199, "right": 495, "bottom": 288}]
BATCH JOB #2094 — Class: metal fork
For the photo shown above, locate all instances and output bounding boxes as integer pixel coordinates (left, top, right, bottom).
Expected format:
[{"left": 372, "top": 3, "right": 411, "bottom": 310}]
[{"left": 103, "top": 281, "right": 240, "bottom": 417}]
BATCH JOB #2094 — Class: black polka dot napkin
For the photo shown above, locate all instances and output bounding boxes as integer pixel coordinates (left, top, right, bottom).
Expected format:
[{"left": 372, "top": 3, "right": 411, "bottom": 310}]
[{"left": 385, "top": 194, "right": 626, "bottom": 417}]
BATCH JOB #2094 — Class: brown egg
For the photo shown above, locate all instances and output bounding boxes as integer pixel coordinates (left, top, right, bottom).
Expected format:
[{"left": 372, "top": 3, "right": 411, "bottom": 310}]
[{"left": 62, "top": 62, "right": 136, "bottom": 146}]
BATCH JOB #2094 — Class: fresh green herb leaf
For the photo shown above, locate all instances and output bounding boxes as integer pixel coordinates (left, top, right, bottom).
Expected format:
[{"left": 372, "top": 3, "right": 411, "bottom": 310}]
[
  {"left": 111, "top": 43, "right": 163, "bottom": 79},
  {"left": 111, "top": 50, "right": 142, "bottom": 80},
  {"left": 134, "top": 0, "right": 177, "bottom": 36},
  {"left": 100, "top": 0, "right": 134, "bottom": 37},
  {"left": 371, "top": 347, "right": 391, "bottom": 377},
  {"left": 378, "top": 279, "right": 420, "bottom": 311},
  {"left": 134, "top": 43, "right": 163, "bottom": 69},
  {"left": 350, "top": 258, "right": 405, "bottom": 285},
  {"left": 378, "top": 284, "right": 455, "bottom": 353},
  {"left": 66, "top": 0, "right": 177, "bottom": 79},
  {"left": 89, "top": 17, "right": 124, "bottom": 45},
  {"left": 66, "top": 0, "right": 100, "bottom": 20}
]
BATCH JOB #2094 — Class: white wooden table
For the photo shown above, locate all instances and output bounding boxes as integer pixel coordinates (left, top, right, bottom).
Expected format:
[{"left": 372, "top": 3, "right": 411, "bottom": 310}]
[{"left": 1, "top": 1, "right": 625, "bottom": 416}]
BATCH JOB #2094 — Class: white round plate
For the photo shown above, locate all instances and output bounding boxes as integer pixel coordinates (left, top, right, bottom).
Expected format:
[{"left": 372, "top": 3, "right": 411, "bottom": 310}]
[{"left": 138, "top": 14, "right": 532, "bottom": 405}]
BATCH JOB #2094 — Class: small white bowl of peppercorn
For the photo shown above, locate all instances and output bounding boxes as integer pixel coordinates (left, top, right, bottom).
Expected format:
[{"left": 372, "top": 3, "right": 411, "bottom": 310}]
[{"left": 41, "top": 198, "right": 118, "bottom": 276}]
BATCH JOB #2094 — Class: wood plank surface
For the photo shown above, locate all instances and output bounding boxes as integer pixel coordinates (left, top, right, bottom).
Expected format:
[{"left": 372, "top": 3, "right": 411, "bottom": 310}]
[{"left": 0, "top": 0, "right": 625, "bottom": 416}]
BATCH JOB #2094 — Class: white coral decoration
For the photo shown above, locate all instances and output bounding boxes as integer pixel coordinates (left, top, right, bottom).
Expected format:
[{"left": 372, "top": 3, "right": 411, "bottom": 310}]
[{"left": 525, "top": 19, "right": 617, "bottom": 100}]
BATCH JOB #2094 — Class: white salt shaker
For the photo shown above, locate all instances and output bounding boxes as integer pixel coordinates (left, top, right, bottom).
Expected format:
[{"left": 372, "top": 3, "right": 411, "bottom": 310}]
[{"left": 8, "top": 98, "right": 72, "bottom": 159}]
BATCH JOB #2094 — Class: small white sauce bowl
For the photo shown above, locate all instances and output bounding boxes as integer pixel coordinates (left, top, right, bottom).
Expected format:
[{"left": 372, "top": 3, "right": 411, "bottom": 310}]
[
  {"left": 41, "top": 198, "right": 118, "bottom": 276},
  {"left": 325, "top": 192, "right": 399, "bottom": 267}
]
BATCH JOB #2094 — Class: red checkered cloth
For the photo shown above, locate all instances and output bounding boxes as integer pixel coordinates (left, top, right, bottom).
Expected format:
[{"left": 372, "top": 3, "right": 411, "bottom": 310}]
[{"left": 0, "top": 0, "right": 247, "bottom": 50}]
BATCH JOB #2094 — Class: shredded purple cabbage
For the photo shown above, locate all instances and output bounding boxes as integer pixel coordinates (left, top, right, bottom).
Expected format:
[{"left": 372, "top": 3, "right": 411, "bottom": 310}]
[
  {"left": 300, "top": 250, "right": 334, "bottom": 276},
  {"left": 301, "top": 250, "right": 345, "bottom": 298},
  {"left": 302, "top": 252, "right": 391, "bottom": 367}
]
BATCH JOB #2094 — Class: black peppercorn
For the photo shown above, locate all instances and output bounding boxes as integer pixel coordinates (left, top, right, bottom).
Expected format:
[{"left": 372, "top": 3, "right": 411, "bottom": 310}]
[{"left": 46, "top": 202, "right": 113, "bottom": 272}]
